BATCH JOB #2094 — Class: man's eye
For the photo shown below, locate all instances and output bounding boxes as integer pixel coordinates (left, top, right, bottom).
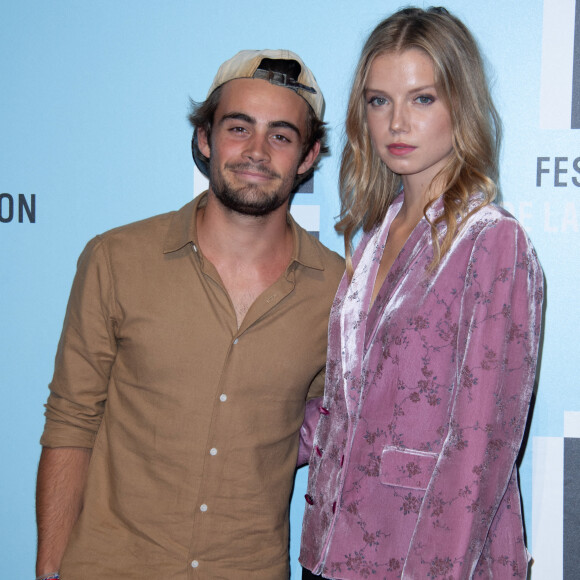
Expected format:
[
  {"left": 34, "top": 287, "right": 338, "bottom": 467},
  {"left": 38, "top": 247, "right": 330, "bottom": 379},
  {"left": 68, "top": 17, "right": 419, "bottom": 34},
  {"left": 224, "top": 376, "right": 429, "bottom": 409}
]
[{"left": 273, "top": 134, "right": 291, "bottom": 143}]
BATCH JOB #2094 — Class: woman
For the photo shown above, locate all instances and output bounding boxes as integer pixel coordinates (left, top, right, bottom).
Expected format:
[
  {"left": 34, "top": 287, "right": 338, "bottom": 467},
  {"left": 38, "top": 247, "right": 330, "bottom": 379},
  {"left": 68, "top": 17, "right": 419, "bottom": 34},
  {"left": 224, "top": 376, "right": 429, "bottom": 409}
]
[{"left": 300, "top": 7, "right": 543, "bottom": 579}]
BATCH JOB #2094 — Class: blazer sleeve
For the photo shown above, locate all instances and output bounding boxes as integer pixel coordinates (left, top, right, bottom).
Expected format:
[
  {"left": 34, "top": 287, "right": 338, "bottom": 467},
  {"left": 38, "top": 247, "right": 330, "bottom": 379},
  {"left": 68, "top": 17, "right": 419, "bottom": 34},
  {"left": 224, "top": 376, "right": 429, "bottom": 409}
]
[
  {"left": 402, "top": 217, "right": 544, "bottom": 578},
  {"left": 40, "top": 236, "right": 118, "bottom": 449}
]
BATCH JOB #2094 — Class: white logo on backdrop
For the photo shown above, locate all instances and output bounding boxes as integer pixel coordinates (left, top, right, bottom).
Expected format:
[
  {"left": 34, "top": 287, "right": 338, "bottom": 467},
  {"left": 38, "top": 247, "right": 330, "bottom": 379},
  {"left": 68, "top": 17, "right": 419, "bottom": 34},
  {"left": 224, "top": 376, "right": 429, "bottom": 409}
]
[
  {"left": 532, "top": 411, "right": 580, "bottom": 579},
  {"left": 540, "top": 0, "right": 578, "bottom": 129}
]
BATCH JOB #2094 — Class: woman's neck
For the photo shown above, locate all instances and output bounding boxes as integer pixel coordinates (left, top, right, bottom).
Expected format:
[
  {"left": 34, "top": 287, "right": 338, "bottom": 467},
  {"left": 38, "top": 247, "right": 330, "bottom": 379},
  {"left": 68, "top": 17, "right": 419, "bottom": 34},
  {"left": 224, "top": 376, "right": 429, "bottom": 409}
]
[{"left": 399, "top": 174, "right": 443, "bottom": 226}]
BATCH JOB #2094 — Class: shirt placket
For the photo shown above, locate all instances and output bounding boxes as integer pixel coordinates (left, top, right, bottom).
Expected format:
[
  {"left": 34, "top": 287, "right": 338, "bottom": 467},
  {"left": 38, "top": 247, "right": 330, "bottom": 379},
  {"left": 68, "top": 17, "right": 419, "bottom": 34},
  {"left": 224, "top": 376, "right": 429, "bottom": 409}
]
[{"left": 186, "top": 254, "right": 297, "bottom": 577}]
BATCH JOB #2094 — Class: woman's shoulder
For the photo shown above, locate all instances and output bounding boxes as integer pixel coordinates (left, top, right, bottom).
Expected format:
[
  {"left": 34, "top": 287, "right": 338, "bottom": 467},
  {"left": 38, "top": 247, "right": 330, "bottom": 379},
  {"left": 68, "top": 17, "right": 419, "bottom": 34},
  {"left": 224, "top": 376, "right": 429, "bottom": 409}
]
[
  {"left": 461, "top": 200, "right": 529, "bottom": 241},
  {"left": 457, "top": 201, "right": 542, "bottom": 280}
]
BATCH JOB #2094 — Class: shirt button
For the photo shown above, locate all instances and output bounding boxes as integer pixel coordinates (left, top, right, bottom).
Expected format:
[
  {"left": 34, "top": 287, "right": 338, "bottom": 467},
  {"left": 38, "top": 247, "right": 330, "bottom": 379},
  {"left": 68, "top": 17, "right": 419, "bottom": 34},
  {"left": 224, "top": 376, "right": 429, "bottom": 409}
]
[
  {"left": 315, "top": 445, "right": 323, "bottom": 457},
  {"left": 220, "top": 394, "right": 227, "bottom": 402},
  {"left": 192, "top": 244, "right": 198, "bottom": 253},
  {"left": 319, "top": 406, "right": 330, "bottom": 415},
  {"left": 200, "top": 504, "right": 208, "bottom": 512},
  {"left": 191, "top": 560, "right": 199, "bottom": 568},
  {"left": 340, "top": 455, "right": 344, "bottom": 467},
  {"left": 210, "top": 448, "right": 218, "bottom": 456},
  {"left": 233, "top": 338, "right": 239, "bottom": 344}
]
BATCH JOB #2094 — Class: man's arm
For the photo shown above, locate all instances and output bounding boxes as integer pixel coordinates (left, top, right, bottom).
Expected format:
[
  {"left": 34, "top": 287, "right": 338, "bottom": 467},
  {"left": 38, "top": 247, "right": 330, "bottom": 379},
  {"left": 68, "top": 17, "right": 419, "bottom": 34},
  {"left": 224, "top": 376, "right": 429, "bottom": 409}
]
[{"left": 36, "top": 446, "right": 91, "bottom": 577}]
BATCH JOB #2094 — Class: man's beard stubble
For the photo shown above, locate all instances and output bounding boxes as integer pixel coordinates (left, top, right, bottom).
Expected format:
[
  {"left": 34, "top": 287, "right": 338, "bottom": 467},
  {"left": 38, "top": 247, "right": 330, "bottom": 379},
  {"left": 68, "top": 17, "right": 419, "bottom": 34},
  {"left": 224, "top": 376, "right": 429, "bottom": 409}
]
[{"left": 210, "top": 161, "right": 296, "bottom": 217}]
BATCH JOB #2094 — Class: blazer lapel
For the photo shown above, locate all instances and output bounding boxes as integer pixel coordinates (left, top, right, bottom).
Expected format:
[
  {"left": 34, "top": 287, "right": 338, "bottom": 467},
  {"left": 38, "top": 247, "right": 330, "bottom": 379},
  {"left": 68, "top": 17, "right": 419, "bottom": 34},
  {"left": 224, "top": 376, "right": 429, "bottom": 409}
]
[
  {"left": 340, "top": 197, "right": 402, "bottom": 414},
  {"left": 364, "top": 195, "right": 446, "bottom": 354}
]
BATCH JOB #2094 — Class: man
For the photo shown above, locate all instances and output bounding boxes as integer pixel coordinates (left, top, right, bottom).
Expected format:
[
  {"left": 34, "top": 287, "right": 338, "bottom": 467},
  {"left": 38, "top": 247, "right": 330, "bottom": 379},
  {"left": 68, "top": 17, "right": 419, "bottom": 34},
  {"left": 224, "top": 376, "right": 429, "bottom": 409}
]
[{"left": 36, "top": 49, "right": 344, "bottom": 580}]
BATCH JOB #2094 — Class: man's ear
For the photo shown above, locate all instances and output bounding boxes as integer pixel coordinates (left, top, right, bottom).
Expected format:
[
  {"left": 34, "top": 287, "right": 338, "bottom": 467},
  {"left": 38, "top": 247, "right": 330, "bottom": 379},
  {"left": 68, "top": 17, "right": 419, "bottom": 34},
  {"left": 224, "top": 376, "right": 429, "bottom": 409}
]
[
  {"left": 197, "top": 127, "right": 211, "bottom": 159},
  {"left": 297, "top": 141, "right": 321, "bottom": 176}
]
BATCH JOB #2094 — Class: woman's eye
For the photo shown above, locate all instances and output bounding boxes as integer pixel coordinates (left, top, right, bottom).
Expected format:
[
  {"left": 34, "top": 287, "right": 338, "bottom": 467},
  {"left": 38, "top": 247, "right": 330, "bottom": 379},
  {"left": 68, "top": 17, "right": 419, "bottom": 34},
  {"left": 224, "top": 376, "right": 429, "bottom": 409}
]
[
  {"left": 368, "top": 96, "right": 387, "bottom": 107},
  {"left": 416, "top": 95, "right": 434, "bottom": 105}
]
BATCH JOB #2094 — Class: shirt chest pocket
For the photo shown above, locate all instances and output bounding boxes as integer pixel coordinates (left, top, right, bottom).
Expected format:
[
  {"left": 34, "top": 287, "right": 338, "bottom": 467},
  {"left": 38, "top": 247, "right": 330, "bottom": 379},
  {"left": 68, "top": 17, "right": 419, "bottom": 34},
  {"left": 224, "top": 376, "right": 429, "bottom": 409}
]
[{"left": 379, "top": 446, "right": 438, "bottom": 491}]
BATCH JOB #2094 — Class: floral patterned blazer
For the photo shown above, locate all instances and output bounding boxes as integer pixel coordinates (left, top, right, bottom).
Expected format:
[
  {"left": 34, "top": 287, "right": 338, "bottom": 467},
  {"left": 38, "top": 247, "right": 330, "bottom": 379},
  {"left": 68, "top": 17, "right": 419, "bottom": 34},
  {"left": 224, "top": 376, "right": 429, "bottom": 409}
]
[{"left": 300, "top": 193, "right": 544, "bottom": 579}]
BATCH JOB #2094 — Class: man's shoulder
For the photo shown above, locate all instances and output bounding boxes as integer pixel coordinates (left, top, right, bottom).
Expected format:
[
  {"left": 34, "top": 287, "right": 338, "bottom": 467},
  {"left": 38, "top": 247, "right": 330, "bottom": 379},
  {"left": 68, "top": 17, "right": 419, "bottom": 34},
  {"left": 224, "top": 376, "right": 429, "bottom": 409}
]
[
  {"left": 95, "top": 200, "right": 194, "bottom": 247},
  {"left": 293, "top": 220, "right": 344, "bottom": 277},
  {"left": 312, "top": 237, "right": 345, "bottom": 274},
  {"left": 101, "top": 206, "right": 180, "bottom": 239}
]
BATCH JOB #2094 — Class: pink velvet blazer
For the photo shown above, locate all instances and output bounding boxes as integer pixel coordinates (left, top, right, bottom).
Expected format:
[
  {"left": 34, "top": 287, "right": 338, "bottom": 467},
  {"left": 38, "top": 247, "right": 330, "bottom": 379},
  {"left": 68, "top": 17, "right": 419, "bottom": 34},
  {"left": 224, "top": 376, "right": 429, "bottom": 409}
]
[{"left": 300, "top": 193, "right": 544, "bottom": 579}]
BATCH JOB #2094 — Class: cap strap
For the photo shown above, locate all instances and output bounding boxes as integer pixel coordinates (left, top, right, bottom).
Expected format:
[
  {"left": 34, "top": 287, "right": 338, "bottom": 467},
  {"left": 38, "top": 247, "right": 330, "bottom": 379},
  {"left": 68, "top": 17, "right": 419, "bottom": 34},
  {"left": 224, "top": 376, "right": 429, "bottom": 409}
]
[{"left": 253, "top": 68, "right": 317, "bottom": 94}]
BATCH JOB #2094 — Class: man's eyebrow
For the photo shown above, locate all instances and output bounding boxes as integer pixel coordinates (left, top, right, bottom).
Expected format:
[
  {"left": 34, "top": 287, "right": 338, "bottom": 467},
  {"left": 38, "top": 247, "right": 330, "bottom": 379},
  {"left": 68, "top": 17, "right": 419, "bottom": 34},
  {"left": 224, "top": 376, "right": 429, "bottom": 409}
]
[
  {"left": 269, "top": 120, "right": 302, "bottom": 139},
  {"left": 219, "top": 112, "right": 302, "bottom": 139},
  {"left": 219, "top": 112, "right": 255, "bottom": 125}
]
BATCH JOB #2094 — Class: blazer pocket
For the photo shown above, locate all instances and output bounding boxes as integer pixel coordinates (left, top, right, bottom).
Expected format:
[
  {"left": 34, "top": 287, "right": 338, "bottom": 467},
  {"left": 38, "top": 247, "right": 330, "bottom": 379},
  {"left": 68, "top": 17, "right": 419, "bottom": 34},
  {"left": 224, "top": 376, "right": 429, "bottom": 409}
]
[{"left": 379, "top": 446, "right": 438, "bottom": 491}]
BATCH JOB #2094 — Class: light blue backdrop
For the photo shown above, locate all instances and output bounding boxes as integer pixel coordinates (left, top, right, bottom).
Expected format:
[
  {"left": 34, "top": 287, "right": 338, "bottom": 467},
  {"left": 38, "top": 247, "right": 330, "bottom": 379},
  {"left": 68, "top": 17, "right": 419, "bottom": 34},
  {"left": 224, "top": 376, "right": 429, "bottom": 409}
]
[{"left": 2, "top": 1, "right": 577, "bottom": 578}]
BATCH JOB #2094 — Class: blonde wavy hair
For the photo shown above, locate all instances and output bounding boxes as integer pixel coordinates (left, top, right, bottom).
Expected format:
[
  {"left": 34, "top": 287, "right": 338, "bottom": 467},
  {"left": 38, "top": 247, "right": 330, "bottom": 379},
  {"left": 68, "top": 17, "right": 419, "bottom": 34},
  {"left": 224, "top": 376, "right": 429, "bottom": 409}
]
[{"left": 338, "top": 6, "right": 501, "bottom": 277}]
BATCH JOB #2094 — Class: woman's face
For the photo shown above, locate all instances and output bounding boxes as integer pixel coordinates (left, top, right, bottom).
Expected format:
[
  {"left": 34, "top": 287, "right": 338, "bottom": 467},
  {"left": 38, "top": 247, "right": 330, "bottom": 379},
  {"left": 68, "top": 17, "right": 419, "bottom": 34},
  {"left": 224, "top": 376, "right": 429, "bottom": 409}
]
[{"left": 365, "top": 49, "right": 454, "bottom": 195}]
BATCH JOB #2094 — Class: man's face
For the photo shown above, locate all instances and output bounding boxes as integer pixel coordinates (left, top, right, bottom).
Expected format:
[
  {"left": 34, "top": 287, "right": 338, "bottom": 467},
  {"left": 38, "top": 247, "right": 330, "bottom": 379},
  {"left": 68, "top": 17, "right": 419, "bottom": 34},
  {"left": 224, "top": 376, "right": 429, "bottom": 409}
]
[{"left": 198, "top": 78, "right": 319, "bottom": 217}]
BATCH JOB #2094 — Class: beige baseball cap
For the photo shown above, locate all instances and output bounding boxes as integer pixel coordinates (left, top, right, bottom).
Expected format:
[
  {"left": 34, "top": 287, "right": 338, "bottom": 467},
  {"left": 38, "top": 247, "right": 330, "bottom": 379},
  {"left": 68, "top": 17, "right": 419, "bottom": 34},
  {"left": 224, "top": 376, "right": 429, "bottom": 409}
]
[{"left": 207, "top": 49, "right": 325, "bottom": 119}]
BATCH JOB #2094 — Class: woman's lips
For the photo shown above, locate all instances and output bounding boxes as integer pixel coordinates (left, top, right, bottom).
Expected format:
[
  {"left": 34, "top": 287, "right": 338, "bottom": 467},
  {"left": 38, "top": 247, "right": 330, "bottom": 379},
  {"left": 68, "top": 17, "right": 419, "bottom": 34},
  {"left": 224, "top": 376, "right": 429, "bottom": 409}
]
[{"left": 387, "top": 143, "right": 416, "bottom": 156}]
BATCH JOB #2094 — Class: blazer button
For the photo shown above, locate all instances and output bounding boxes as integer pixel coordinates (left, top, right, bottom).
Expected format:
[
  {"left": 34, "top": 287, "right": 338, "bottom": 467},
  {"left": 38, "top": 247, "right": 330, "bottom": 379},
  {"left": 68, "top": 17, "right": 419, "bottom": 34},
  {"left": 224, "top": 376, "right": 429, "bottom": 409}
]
[{"left": 305, "top": 494, "right": 314, "bottom": 505}]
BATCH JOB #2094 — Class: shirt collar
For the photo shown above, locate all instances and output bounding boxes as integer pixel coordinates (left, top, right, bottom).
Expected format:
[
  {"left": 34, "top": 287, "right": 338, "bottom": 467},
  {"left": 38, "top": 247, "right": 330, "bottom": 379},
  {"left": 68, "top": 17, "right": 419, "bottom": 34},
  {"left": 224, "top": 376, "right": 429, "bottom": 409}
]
[{"left": 162, "top": 191, "right": 326, "bottom": 272}]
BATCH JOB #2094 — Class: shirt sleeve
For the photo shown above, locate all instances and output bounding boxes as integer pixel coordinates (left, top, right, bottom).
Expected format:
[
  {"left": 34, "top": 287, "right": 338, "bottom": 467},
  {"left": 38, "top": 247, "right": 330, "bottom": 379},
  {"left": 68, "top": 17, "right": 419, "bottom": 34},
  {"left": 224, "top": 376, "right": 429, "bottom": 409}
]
[
  {"left": 402, "top": 218, "right": 544, "bottom": 578},
  {"left": 306, "top": 367, "right": 325, "bottom": 401},
  {"left": 40, "top": 235, "right": 118, "bottom": 449}
]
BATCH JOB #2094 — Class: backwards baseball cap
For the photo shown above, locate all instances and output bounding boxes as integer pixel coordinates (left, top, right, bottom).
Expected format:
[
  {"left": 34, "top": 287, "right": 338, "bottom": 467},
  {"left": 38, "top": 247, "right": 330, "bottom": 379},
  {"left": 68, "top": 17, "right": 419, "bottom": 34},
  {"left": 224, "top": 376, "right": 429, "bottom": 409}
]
[
  {"left": 207, "top": 49, "right": 324, "bottom": 119},
  {"left": 192, "top": 49, "right": 325, "bottom": 177}
]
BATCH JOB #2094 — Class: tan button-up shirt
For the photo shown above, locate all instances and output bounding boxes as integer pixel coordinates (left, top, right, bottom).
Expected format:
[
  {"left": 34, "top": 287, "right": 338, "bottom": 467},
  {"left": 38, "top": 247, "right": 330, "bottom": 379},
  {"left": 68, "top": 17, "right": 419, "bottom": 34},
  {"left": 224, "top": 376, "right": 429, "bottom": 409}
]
[{"left": 41, "top": 193, "right": 344, "bottom": 579}]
